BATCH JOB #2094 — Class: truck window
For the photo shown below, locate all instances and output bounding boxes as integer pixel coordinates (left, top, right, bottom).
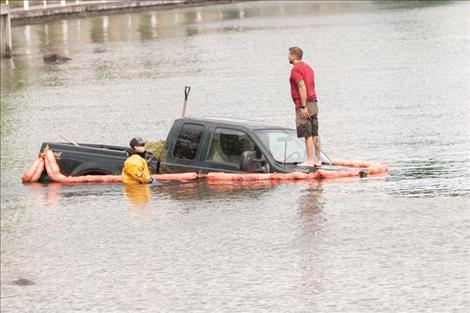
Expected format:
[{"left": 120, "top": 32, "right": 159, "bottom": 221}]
[
  {"left": 173, "top": 123, "right": 204, "bottom": 160},
  {"left": 207, "top": 128, "right": 256, "bottom": 168}
]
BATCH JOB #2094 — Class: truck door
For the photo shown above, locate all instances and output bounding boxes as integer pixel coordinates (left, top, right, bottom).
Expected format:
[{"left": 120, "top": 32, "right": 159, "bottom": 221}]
[
  {"left": 204, "top": 128, "right": 263, "bottom": 172},
  {"left": 162, "top": 122, "right": 206, "bottom": 173}
]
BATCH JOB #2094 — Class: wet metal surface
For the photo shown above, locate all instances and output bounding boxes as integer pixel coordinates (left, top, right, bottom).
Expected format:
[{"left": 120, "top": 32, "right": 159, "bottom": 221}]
[{"left": 1, "top": 1, "right": 469, "bottom": 312}]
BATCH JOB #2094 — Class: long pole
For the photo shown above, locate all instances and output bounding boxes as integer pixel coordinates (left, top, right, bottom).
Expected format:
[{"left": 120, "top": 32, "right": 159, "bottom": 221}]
[
  {"left": 283, "top": 139, "right": 287, "bottom": 167},
  {"left": 181, "top": 86, "right": 191, "bottom": 117},
  {"left": 59, "top": 134, "right": 80, "bottom": 146}
]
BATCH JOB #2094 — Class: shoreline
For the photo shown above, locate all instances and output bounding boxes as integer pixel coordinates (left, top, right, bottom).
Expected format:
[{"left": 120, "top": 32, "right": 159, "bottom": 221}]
[{"left": 8, "top": 0, "right": 245, "bottom": 26}]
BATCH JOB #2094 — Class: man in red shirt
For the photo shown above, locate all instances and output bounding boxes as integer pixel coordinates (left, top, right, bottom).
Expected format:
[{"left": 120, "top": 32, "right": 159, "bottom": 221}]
[{"left": 288, "top": 46, "right": 321, "bottom": 167}]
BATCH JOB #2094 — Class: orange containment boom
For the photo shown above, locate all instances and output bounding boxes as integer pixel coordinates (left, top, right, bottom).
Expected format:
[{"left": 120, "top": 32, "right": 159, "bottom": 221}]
[
  {"left": 20, "top": 147, "right": 201, "bottom": 184},
  {"left": 21, "top": 157, "right": 45, "bottom": 183},
  {"left": 21, "top": 147, "right": 387, "bottom": 184},
  {"left": 152, "top": 172, "right": 200, "bottom": 181},
  {"left": 331, "top": 159, "right": 388, "bottom": 175},
  {"left": 205, "top": 160, "right": 388, "bottom": 182},
  {"left": 206, "top": 169, "right": 359, "bottom": 182}
]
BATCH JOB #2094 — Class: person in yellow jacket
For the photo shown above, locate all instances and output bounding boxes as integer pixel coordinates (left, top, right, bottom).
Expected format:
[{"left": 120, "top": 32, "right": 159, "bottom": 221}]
[{"left": 121, "top": 154, "right": 153, "bottom": 185}]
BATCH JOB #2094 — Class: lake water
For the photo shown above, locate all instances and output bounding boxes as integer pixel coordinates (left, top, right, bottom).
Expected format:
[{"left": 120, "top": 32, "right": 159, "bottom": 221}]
[{"left": 1, "top": 1, "right": 469, "bottom": 312}]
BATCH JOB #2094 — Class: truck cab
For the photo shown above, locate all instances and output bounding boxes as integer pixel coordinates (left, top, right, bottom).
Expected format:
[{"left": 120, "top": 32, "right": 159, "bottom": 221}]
[{"left": 160, "top": 117, "right": 332, "bottom": 174}]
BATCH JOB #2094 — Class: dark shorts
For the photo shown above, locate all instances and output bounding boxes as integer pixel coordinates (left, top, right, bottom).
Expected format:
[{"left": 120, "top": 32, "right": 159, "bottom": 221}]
[{"left": 296, "top": 100, "right": 319, "bottom": 138}]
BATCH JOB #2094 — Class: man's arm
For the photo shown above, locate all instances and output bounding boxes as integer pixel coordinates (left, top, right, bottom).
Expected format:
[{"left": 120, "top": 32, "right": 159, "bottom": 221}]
[
  {"left": 297, "top": 80, "right": 307, "bottom": 107},
  {"left": 297, "top": 80, "right": 309, "bottom": 118}
]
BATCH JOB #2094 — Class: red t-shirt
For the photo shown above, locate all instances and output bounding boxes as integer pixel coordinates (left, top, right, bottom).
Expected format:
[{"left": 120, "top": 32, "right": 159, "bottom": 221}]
[{"left": 290, "top": 61, "right": 317, "bottom": 109}]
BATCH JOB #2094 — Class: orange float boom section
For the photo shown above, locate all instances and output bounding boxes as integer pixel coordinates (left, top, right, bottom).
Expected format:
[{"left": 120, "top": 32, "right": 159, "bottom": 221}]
[
  {"left": 21, "top": 147, "right": 200, "bottom": 184},
  {"left": 21, "top": 147, "right": 387, "bottom": 184}
]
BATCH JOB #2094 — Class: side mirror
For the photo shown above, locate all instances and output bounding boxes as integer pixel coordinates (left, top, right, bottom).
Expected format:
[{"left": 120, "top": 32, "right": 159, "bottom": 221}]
[
  {"left": 240, "top": 151, "right": 268, "bottom": 173},
  {"left": 240, "top": 151, "right": 255, "bottom": 172}
]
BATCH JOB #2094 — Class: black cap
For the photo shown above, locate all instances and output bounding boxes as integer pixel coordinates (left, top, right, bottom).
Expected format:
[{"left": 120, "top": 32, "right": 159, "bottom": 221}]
[{"left": 129, "top": 137, "right": 146, "bottom": 149}]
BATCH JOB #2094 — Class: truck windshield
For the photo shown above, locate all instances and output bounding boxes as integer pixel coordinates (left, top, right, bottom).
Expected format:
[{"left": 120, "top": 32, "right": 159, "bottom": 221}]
[{"left": 255, "top": 129, "right": 331, "bottom": 164}]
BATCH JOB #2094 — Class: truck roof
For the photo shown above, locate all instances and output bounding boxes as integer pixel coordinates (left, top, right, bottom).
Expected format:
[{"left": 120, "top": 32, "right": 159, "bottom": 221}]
[{"left": 177, "top": 117, "right": 293, "bottom": 131}]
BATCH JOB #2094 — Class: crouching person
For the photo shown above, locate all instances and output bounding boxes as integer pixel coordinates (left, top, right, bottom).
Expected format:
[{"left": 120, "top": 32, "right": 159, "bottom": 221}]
[{"left": 121, "top": 154, "right": 154, "bottom": 185}]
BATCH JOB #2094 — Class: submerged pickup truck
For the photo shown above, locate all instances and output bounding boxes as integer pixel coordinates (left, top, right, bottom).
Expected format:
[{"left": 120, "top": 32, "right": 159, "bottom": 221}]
[{"left": 39, "top": 117, "right": 338, "bottom": 182}]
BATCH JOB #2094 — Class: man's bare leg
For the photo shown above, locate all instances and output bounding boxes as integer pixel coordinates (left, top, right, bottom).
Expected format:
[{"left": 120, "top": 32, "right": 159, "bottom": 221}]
[
  {"left": 313, "top": 136, "right": 321, "bottom": 167},
  {"left": 299, "top": 136, "right": 315, "bottom": 167}
]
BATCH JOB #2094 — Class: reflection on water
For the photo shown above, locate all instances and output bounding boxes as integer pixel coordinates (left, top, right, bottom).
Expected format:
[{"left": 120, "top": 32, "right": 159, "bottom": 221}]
[
  {"left": 1, "top": 1, "right": 460, "bottom": 94},
  {"left": 155, "top": 180, "right": 280, "bottom": 203},
  {"left": 123, "top": 184, "right": 151, "bottom": 211},
  {"left": 297, "top": 186, "right": 323, "bottom": 219},
  {"left": 38, "top": 182, "right": 63, "bottom": 208},
  {"left": 296, "top": 185, "right": 325, "bottom": 295}
]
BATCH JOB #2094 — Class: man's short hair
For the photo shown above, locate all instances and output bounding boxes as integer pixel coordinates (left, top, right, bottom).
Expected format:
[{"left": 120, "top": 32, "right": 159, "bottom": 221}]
[{"left": 289, "top": 47, "right": 303, "bottom": 60}]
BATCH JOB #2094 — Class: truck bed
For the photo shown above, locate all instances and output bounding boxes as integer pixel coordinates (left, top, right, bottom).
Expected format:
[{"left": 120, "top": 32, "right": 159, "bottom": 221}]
[{"left": 39, "top": 142, "right": 158, "bottom": 182}]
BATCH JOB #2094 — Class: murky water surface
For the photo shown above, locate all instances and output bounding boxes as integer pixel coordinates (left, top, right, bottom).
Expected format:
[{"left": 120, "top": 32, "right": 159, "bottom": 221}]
[{"left": 1, "top": 1, "right": 469, "bottom": 312}]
